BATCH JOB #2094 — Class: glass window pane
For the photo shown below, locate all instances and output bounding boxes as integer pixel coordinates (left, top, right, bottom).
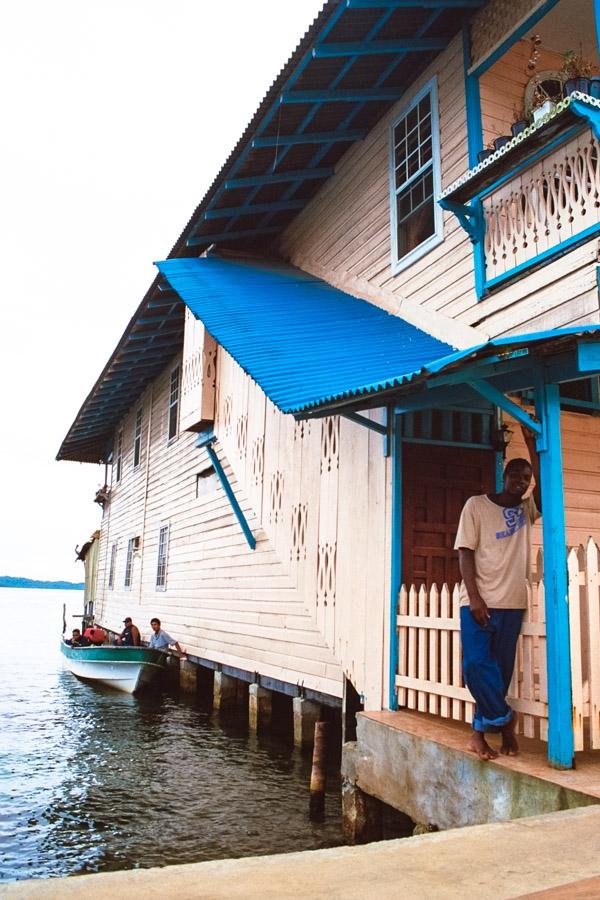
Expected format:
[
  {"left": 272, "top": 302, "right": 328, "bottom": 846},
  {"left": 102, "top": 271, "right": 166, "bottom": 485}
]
[{"left": 396, "top": 167, "right": 435, "bottom": 257}]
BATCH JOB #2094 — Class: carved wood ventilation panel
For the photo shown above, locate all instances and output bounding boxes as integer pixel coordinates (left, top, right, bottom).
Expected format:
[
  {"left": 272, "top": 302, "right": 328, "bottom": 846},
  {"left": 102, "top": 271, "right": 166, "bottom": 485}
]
[
  {"left": 291, "top": 503, "right": 308, "bottom": 561},
  {"left": 236, "top": 414, "right": 248, "bottom": 458},
  {"left": 269, "top": 471, "right": 284, "bottom": 524},
  {"left": 317, "top": 542, "right": 337, "bottom": 607},
  {"left": 223, "top": 395, "right": 232, "bottom": 436},
  {"left": 294, "top": 420, "right": 311, "bottom": 442},
  {"left": 251, "top": 436, "right": 265, "bottom": 487},
  {"left": 320, "top": 417, "right": 339, "bottom": 474}
]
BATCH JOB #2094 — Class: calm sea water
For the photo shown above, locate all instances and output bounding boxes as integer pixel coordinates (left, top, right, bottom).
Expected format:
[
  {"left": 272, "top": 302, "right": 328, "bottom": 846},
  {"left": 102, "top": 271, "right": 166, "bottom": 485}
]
[{"left": 0, "top": 588, "right": 342, "bottom": 882}]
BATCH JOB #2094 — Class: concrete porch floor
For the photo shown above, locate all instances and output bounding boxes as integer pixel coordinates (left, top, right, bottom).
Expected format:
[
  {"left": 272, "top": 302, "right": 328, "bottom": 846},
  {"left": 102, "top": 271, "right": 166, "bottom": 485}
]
[{"left": 362, "top": 710, "right": 600, "bottom": 799}]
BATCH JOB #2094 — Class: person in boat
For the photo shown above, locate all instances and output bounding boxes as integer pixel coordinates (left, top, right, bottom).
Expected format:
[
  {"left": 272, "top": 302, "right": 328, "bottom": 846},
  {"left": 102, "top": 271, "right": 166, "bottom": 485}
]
[
  {"left": 455, "top": 426, "right": 541, "bottom": 762},
  {"left": 65, "top": 628, "right": 91, "bottom": 647},
  {"left": 148, "top": 617, "right": 184, "bottom": 654},
  {"left": 117, "top": 617, "right": 141, "bottom": 646}
]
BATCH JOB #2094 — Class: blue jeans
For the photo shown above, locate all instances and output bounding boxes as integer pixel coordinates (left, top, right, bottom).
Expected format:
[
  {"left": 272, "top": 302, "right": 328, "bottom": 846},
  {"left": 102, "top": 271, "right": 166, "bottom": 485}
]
[{"left": 460, "top": 607, "right": 524, "bottom": 733}]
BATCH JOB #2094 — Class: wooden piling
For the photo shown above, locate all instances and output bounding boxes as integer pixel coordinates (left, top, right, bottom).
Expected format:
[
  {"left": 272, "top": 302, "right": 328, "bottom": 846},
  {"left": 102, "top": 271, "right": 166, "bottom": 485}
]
[{"left": 309, "top": 721, "right": 329, "bottom": 822}]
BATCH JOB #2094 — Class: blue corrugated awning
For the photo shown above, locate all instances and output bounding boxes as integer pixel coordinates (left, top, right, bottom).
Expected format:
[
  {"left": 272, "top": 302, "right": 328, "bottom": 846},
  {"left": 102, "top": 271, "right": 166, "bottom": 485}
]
[{"left": 154, "top": 257, "right": 455, "bottom": 414}]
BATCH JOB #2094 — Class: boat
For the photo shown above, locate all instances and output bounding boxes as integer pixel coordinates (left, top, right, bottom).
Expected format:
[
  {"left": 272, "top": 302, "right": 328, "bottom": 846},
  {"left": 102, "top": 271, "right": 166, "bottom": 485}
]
[{"left": 60, "top": 642, "right": 167, "bottom": 694}]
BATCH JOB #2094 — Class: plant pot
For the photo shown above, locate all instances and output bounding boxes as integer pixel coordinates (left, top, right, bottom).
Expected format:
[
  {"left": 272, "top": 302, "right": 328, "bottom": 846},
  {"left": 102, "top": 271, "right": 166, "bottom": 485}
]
[
  {"left": 589, "top": 76, "right": 600, "bottom": 98},
  {"left": 493, "top": 135, "right": 511, "bottom": 151},
  {"left": 477, "top": 148, "right": 494, "bottom": 163},
  {"left": 563, "top": 77, "right": 591, "bottom": 97},
  {"left": 511, "top": 119, "right": 529, "bottom": 137},
  {"left": 531, "top": 100, "right": 556, "bottom": 124}
]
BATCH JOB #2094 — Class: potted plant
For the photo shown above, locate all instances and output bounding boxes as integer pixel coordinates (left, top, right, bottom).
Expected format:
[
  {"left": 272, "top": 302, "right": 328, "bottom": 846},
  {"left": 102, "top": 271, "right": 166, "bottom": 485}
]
[
  {"left": 561, "top": 49, "right": 595, "bottom": 97},
  {"left": 531, "top": 80, "right": 556, "bottom": 124}
]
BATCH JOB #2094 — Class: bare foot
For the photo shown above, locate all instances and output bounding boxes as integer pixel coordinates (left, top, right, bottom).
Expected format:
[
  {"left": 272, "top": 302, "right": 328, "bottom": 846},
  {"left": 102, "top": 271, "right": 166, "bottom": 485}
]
[
  {"left": 500, "top": 713, "right": 519, "bottom": 756},
  {"left": 467, "top": 731, "right": 498, "bottom": 761}
]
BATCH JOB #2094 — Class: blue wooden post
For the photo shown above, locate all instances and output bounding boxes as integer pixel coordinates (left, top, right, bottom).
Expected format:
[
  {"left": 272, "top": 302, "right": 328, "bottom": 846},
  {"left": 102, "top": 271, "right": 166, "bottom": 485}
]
[
  {"left": 535, "top": 382, "right": 574, "bottom": 769},
  {"left": 388, "top": 412, "right": 403, "bottom": 710}
]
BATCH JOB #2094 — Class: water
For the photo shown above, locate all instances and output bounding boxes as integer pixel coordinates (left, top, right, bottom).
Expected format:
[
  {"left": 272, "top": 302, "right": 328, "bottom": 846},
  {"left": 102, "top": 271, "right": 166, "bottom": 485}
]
[{"left": 0, "top": 589, "right": 343, "bottom": 882}]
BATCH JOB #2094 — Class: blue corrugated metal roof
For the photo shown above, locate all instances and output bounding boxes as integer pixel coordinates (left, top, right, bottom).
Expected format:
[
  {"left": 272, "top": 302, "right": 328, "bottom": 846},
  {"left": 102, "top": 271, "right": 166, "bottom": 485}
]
[{"left": 154, "top": 257, "right": 455, "bottom": 414}]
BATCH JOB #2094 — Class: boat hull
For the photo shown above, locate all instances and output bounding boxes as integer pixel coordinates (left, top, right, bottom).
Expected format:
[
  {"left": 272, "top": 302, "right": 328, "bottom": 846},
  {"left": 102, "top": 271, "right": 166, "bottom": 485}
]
[{"left": 60, "top": 644, "right": 166, "bottom": 694}]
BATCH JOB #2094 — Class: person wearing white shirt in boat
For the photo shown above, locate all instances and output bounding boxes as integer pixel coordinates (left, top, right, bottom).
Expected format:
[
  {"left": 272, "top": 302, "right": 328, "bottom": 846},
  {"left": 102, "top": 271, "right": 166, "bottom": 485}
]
[{"left": 148, "top": 617, "right": 185, "bottom": 654}]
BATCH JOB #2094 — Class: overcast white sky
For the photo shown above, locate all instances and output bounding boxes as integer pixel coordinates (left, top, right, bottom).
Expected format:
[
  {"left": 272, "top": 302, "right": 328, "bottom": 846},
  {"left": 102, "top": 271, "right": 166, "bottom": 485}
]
[{"left": 0, "top": 0, "right": 324, "bottom": 582}]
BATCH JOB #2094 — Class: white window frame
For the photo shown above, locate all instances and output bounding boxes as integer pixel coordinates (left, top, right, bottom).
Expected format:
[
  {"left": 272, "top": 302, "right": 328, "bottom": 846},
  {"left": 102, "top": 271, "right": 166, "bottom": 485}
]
[
  {"left": 108, "top": 542, "right": 118, "bottom": 590},
  {"left": 389, "top": 77, "right": 443, "bottom": 275},
  {"left": 133, "top": 407, "right": 143, "bottom": 469},
  {"left": 167, "top": 366, "right": 181, "bottom": 443},
  {"left": 114, "top": 430, "right": 123, "bottom": 483},
  {"left": 124, "top": 537, "right": 135, "bottom": 589},
  {"left": 156, "top": 523, "right": 170, "bottom": 591}
]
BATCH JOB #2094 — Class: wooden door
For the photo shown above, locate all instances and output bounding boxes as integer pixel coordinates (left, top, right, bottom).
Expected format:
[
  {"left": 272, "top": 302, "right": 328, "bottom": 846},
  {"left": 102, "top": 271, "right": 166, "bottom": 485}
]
[{"left": 402, "top": 443, "right": 495, "bottom": 589}]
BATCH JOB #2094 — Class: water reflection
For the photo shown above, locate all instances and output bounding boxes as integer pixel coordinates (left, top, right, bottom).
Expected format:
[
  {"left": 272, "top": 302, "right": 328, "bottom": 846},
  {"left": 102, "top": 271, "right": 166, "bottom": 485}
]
[{"left": 0, "top": 590, "right": 342, "bottom": 881}]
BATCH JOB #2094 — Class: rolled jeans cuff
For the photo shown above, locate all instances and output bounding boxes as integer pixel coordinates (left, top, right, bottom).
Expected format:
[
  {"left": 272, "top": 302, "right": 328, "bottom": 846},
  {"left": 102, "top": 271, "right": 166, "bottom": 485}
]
[{"left": 473, "top": 708, "right": 513, "bottom": 733}]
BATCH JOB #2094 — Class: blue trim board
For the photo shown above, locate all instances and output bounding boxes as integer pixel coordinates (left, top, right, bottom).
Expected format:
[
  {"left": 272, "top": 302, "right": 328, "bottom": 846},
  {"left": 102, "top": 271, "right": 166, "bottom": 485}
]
[
  {"left": 484, "top": 220, "right": 600, "bottom": 294},
  {"left": 534, "top": 382, "right": 574, "bottom": 769},
  {"left": 196, "top": 431, "right": 256, "bottom": 551},
  {"left": 389, "top": 413, "right": 402, "bottom": 710},
  {"left": 463, "top": 24, "right": 482, "bottom": 167}
]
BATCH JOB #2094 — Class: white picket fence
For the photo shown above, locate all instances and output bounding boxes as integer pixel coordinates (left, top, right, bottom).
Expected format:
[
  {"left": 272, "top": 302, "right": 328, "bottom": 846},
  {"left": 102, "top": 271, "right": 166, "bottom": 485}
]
[{"left": 396, "top": 538, "right": 600, "bottom": 751}]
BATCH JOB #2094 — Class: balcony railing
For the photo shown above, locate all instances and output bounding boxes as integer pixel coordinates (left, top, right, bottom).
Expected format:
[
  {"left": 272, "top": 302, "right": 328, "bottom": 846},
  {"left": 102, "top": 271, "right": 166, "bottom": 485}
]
[
  {"left": 484, "top": 129, "right": 600, "bottom": 283},
  {"left": 439, "top": 93, "right": 600, "bottom": 297},
  {"left": 395, "top": 537, "right": 600, "bottom": 752}
]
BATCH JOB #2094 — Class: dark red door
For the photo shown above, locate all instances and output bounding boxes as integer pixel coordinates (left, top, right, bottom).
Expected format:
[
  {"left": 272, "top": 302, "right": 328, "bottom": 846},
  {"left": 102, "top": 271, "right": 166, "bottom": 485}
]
[{"left": 402, "top": 443, "right": 495, "bottom": 589}]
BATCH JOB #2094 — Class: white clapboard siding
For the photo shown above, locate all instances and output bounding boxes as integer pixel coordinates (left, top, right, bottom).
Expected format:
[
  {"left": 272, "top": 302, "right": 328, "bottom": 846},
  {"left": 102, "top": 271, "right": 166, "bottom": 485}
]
[{"left": 95, "top": 346, "right": 390, "bottom": 706}]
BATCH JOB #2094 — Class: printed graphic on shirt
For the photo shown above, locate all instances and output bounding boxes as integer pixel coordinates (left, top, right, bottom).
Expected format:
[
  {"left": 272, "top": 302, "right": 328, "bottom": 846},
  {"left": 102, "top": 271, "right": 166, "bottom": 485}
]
[{"left": 495, "top": 505, "right": 525, "bottom": 540}]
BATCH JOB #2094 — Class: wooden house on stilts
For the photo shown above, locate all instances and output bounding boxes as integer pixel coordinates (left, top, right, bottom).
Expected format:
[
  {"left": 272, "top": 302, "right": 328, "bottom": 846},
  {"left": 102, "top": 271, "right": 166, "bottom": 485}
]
[{"left": 60, "top": 0, "right": 600, "bottom": 833}]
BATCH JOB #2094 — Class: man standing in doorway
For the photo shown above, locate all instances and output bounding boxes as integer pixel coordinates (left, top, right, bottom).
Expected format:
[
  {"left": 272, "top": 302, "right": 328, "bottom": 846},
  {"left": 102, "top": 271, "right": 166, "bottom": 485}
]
[{"left": 455, "top": 426, "right": 541, "bottom": 761}]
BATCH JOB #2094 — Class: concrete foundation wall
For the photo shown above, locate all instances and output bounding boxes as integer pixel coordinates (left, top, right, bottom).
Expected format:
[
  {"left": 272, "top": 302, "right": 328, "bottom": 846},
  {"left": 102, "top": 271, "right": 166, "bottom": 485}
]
[{"left": 342, "top": 715, "right": 597, "bottom": 830}]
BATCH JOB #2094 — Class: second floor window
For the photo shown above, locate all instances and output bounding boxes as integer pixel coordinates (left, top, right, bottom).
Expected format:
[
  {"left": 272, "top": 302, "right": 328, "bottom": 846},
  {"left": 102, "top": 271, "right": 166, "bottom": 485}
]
[
  {"left": 133, "top": 408, "right": 143, "bottom": 468},
  {"left": 156, "top": 524, "right": 170, "bottom": 590},
  {"left": 108, "top": 542, "right": 117, "bottom": 590},
  {"left": 124, "top": 537, "right": 135, "bottom": 589},
  {"left": 114, "top": 430, "right": 123, "bottom": 483},
  {"left": 390, "top": 78, "right": 442, "bottom": 273},
  {"left": 168, "top": 366, "right": 181, "bottom": 441}
]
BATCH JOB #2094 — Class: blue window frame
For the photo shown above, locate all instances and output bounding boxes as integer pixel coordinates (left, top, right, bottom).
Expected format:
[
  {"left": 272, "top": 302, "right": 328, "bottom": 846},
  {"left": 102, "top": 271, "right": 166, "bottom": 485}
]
[{"left": 390, "top": 78, "right": 443, "bottom": 274}]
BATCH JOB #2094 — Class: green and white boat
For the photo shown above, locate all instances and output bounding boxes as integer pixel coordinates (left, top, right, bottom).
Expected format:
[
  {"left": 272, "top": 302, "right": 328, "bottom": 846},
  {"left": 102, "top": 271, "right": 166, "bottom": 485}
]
[{"left": 60, "top": 643, "right": 167, "bottom": 694}]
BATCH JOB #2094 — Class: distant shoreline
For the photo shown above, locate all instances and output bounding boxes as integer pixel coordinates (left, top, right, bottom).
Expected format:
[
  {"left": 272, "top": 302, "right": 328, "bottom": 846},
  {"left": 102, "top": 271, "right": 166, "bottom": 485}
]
[{"left": 0, "top": 577, "right": 84, "bottom": 591}]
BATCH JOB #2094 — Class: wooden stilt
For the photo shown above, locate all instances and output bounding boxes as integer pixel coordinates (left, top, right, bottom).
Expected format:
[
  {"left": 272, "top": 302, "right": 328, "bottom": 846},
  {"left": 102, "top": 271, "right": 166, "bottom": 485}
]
[{"left": 309, "top": 721, "right": 329, "bottom": 821}]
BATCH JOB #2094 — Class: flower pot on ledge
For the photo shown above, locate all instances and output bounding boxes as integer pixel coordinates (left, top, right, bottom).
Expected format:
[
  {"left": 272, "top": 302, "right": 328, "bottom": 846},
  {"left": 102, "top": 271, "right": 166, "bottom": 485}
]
[
  {"left": 531, "top": 100, "right": 556, "bottom": 124},
  {"left": 563, "top": 77, "right": 591, "bottom": 97},
  {"left": 511, "top": 119, "right": 529, "bottom": 137},
  {"left": 493, "top": 135, "right": 511, "bottom": 151}
]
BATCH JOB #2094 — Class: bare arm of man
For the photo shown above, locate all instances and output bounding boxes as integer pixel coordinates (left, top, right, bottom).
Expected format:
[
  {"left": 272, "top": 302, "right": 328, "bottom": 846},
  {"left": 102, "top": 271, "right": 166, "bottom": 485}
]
[
  {"left": 521, "top": 424, "right": 542, "bottom": 512},
  {"left": 458, "top": 547, "right": 490, "bottom": 627}
]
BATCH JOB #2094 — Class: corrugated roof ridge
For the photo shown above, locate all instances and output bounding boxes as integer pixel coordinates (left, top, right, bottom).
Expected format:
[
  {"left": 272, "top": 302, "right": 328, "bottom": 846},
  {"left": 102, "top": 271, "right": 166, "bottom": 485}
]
[{"left": 168, "top": 1, "right": 335, "bottom": 260}]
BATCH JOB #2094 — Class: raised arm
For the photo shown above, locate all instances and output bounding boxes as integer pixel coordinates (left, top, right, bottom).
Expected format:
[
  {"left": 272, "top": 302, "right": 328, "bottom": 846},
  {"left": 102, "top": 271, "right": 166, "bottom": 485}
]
[{"left": 520, "top": 425, "right": 542, "bottom": 512}]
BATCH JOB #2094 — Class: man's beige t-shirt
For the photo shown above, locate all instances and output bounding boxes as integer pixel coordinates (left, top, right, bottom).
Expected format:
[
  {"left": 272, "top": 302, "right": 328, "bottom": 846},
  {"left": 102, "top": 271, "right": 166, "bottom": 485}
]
[{"left": 454, "top": 495, "right": 540, "bottom": 609}]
